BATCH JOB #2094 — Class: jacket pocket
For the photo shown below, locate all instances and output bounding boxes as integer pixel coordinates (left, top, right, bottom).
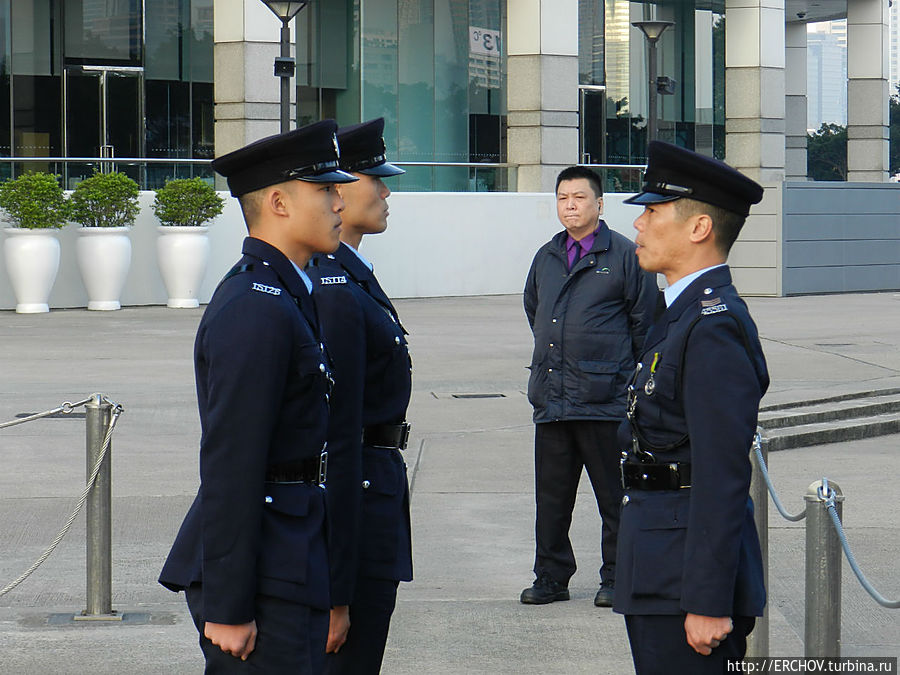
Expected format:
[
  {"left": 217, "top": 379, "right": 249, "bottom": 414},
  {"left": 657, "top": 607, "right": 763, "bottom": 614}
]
[
  {"left": 578, "top": 360, "right": 619, "bottom": 403},
  {"left": 258, "top": 484, "right": 311, "bottom": 585},
  {"left": 526, "top": 362, "right": 547, "bottom": 408},
  {"left": 360, "top": 452, "right": 405, "bottom": 563},
  {"left": 631, "top": 500, "right": 688, "bottom": 600}
]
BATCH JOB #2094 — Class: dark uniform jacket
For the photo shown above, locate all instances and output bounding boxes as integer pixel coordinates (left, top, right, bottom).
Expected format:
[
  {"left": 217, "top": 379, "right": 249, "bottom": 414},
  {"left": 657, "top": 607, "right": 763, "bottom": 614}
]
[
  {"left": 524, "top": 221, "right": 658, "bottom": 423},
  {"left": 308, "top": 243, "right": 413, "bottom": 607},
  {"left": 613, "top": 265, "right": 768, "bottom": 618},
  {"left": 159, "top": 237, "right": 332, "bottom": 623}
]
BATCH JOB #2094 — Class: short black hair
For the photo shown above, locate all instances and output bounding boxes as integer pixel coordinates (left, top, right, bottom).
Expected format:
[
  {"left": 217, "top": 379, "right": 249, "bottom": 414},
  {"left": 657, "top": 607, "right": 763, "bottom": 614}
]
[
  {"left": 674, "top": 198, "right": 746, "bottom": 255},
  {"left": 556, "top": 166, "right": 604, "bottom": 198}
]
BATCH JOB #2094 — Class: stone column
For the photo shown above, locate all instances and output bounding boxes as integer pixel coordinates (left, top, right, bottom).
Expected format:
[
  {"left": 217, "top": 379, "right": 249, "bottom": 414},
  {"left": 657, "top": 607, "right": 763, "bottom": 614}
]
[
  {"left": 214, "top": 0, "right": 292, "bottom": 158},
  {"left": 507, "top": 0, "right": 580, "bottom": 192},
  {"left": 847, "top": 0, "right": 890, "bottom": 181},
  {"left": 724, "top": 0, "right": 785, "bottom": 296},
  {"left": 785, "top": 22, "right": 808, "bottom": 181}
]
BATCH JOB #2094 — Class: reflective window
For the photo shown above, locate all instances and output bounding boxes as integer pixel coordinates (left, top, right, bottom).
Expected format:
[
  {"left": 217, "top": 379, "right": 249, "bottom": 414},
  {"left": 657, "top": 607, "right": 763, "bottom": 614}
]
[{"left": 64, "top": 0, "right": 142, "bottom": 66}]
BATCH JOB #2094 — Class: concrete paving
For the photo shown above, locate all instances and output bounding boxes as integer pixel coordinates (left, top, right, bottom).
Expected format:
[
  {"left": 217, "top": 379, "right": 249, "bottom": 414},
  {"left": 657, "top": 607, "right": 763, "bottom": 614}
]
[{"left": 0, "top": 291, "right": 898, "bottom": 673}]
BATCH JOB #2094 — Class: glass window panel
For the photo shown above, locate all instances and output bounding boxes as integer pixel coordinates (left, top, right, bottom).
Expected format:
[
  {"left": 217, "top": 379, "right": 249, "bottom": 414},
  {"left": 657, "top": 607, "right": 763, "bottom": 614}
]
[
  {"left": 579, "top": 0, "right": 604, "bottom": 86},
  {"left": 398, "top": 0, "right": 434, "bottom": 163},
  {"left": 334, "top": 0, "right": 362, "bottom": 124},
  {"left": 191, "top": 81, "right": 213, "bottom": 158},
  {"left": 190, "top": 0, "right": 213, "bottom": 82},
  {"left": 146, "top": 79, "right": 189, "bottom": 158},
  {"left": 361, "top": 0, "right": 399, "bottom": 153},
  {"left": 0, "top": 0, "right": 11, "bottom": 159},
  {"left": 11, "top": 0, "right": 59, "bottom": 76},
  {"left": 107, "top": 72, "right": 142, "bottom": 158},
  {"left": 64, "top": 0, "right": 141, "bottom": 66},
  {"left": 467, "top": 0, "right": 504, "bottom": 169},
  {"left": 146, "top": 0, "right": 186, "bottom": 80},
  {"left": 13, "top": 74, "right": 60, "bottom": 156}
]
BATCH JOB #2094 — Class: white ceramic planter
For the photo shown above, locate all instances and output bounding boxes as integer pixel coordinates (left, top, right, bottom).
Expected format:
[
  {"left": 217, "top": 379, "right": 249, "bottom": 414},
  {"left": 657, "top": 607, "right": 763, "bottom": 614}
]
[
  {"left": 156, "top": 225, "right": 210, "bottom": 308},
  {"left": 2, "top": 228, "right": 61, "bottom": 313},
  {"left": 76, "top": 227, "right": 132, "bottom": 311}
]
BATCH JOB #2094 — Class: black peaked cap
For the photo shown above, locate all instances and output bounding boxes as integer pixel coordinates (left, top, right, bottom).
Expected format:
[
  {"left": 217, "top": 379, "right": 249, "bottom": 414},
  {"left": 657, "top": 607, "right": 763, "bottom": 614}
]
[
  {"left": 336, "top": 118, "right": 405, "bottom": 177},
  {"left": 212, "top": 119, "right": 358, "bottom": 197},
  {"left": 624, "top": 141, "right": 764, "bottom": 217}
]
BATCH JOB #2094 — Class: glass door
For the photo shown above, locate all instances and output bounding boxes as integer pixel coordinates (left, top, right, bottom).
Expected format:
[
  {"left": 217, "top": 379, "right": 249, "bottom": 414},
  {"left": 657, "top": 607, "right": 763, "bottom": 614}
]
[
  {"left": 64, "top": 67, "right": 144, "bottom": 187},
  {"left": 578, "top": 85, "right": 606, "bottom": 166}
]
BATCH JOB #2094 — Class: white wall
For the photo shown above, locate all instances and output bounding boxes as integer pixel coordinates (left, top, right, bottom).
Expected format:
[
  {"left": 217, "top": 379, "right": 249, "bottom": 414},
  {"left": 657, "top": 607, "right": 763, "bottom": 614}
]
[{"left": 0, "top": 192, "right": 643, "bottom": 309}]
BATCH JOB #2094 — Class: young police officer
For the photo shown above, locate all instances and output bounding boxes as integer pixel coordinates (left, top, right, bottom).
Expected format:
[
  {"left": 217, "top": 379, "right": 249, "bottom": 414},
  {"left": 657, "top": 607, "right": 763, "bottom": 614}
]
[
  {"left": 307, "top": 118, "right": 412, "bottom": 673},
  {"left": 613, "top": 141, "right": 768, "bottom": 673},
  {"left": 159, "top": 120, "right": 357, "bottom": 672}
]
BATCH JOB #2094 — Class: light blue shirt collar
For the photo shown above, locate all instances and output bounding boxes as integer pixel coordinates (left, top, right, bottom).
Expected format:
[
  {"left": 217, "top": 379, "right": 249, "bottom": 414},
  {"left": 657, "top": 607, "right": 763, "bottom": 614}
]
[
  {"left": 289, "top": 260, "right": 314, "bottom": 295},
  {"left": 345, "top": 242, "right": 374, "bottom": 271},
  {"left": 663, "top": 264, "right": 726, "bottom": 307}
]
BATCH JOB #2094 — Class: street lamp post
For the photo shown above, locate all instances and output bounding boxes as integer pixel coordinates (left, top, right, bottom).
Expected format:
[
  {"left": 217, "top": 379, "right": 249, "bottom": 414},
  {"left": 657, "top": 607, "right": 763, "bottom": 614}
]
[
  {"left": 631, "top": 20, "right": 674, "bottom": 146},
  {"left": 260, "top": 1, "right": 310, "bottom": 133}
]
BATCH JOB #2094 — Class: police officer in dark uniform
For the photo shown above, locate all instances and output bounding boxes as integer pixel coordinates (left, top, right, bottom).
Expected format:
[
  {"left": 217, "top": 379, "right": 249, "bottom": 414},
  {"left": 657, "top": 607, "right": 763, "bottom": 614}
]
[
  {"left": 613, "top": 141, "right": 768, "bottom": 673},
  {"left": 307, "top": 118, "right": 412, "bottom": 674},
  {"left": 159, "top": 120, "right": 358, "bottom": 673}
]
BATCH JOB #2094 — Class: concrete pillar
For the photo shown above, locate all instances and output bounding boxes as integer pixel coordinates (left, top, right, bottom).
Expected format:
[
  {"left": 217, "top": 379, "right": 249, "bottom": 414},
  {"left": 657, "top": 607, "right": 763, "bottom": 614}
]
[
  {"left": 507, "top": 0, "right": 580, "bottom": 192},
  {"left": 724, "top": 0, "right": 785, "bottom": 296},
  {"left": 847, "top": 0, "right": 890, "bottom": 181},
  {"left": 785, "top": 22, "right": 808, "bottom": 181},
  {"left": 214, "top": 0, "right": 293, "bottom": 158}
]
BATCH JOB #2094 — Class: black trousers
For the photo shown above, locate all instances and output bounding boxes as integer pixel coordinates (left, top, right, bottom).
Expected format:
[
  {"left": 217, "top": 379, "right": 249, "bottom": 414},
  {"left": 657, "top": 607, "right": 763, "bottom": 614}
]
[
  {"left": 533, "top": 419, "right": 623, "bottom": 585},
  {"left": 186, "top": 584, "right": 329, "bottom": 674},
  {"left": 325, "top": 578, "right": 400, "bottom": 675},
  {"left": 625, "top": 614, "right": 755, "bottom": 674}
]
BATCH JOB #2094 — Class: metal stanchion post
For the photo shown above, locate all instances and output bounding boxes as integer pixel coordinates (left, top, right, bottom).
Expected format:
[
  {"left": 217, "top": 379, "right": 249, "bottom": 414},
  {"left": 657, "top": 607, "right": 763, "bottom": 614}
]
[
  {"left": 804, "top": 479, "right": 843, "bottom": 656},
  {"left": 76, "top": 393, "right": 120, "bottom": 620},
  {"left": 746, "top": 433, "right": 769, "bottom": 657}
]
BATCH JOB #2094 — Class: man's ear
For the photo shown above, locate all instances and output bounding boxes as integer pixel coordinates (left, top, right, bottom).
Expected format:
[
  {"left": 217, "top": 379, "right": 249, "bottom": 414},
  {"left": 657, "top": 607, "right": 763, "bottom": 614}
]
[
  {"left": 597, "top": 197, "right": 604, "bottom": 216},
  {"left": 689, "top": 213, "right": 714, "bottom": 244},
  {"left": 265, "top": 186, "right": 289, "bottom": 218}
]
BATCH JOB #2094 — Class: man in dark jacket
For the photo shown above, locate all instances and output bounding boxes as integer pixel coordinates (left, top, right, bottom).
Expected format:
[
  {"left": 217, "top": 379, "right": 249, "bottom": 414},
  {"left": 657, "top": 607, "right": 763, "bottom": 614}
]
[{"left": 521, "top": 166, "right": 659, "bottom": 607}]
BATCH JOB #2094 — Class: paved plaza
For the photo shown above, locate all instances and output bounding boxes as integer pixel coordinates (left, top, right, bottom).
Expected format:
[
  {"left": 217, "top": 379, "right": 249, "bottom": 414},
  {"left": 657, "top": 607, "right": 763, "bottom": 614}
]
[{"left": 0, "top": 291, "right": 899, "bottom": 673}]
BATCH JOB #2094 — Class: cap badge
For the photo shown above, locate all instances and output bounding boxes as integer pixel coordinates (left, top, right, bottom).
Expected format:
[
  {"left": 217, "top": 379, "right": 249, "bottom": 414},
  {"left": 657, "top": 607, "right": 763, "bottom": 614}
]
[{"left": 333, "top": 133, "right": 340, "bottom": 158}]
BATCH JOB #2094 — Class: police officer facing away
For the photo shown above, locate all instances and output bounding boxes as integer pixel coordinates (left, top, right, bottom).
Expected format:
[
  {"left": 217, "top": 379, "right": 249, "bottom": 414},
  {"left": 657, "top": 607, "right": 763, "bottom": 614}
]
[
  {"left": 521, "top": 166, "right": 658, "bottom": 607},
  {"left": 613, "top": 141, "right": 767, "bottom": 673},
  {"left": 308, "top": 118, "right": 413, "bottom": 674},
  {"left": 159, "top": 120, "right": 357, "bottom": 672}
]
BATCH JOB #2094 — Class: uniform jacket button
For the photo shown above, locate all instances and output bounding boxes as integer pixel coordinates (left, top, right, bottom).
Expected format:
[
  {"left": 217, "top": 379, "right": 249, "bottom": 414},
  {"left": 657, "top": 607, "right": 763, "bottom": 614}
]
[
  {"left": 265, "top": 496, "right": 273, "bottom": 504},
  {"left": 319, "top": 363, "right": 326, "bottom": 372},
  {"left": 395, "top": 336, "right": 401, "bottom": 345},
  {"left": 362, "top": 480, "right": 371, "bottom": 489},
  {"left": 622, "top": 495, "right": 630, "bottom": 506}
]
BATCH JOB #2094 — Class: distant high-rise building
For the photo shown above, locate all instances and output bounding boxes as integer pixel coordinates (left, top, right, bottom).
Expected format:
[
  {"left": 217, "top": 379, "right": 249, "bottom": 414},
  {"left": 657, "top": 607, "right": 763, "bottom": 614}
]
[
  {"left": 807, "top": 21, "right": 848, "bottom": 130},
  {"left": 890, "top": 0, "right": 899, "bottom": 94}
]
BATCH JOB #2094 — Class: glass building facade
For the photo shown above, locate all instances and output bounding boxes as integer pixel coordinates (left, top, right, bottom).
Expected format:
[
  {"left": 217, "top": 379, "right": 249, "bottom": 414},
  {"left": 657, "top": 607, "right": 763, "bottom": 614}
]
[
  {"left": 0, "top": 0, "right": 213, "bottom": 187},
  {"left": 0, "top": 0, "right": 727, "bottom": 191},
  {"left": 295, "top": 0, "right": 507, "bottom": 191}
]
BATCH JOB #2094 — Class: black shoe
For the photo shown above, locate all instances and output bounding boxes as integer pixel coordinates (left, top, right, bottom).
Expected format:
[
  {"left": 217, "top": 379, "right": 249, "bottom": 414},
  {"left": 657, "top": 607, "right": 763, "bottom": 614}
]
[
  {"left": 593, "top": 581, "right": 614, "bottom": 607},
  {"left": 520, "top": 573, "right": 570, "bottom": 604}
]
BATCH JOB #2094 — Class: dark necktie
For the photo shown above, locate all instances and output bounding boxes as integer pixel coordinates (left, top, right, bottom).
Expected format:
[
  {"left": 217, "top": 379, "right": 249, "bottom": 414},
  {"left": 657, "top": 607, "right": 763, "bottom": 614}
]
[{"left": 570, "top": 241, "right": 582, "bottom": 271}]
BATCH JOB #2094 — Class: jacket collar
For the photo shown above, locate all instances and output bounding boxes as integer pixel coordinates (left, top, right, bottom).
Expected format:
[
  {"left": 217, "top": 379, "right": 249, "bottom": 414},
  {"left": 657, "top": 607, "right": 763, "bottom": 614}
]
[
  {"left": 554, "top": 219, "right": 610, "bottom": 256},
  {"left": 241, "top": 237, "right": 311, "bottom": 301},
  {"left": 642, "top": 265, "right": 733, "bottom": 352},
  {"left": 334, "top": 243, "right": 398, "bottom": 319}
]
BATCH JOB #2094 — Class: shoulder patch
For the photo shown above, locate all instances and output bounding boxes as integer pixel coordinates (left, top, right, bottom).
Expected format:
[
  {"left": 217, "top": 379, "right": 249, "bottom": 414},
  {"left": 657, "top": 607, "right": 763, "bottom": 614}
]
[
  {"left": 700, "top": 302, "right": 728, "bottom": 315},
  {"left": 320, "top": 275, "right": 347, "bottom": 285},
  {"left": 251, "top": 282, "right": 282, "bottom": 296}
]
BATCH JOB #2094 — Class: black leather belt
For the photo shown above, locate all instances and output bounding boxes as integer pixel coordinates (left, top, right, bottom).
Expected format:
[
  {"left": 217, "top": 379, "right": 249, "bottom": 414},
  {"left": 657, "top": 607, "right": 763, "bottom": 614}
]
[
  {"left": 265, "top": 452, "right": 328, "bottom": 484},
  {"left": 621, "top": 460, "right": 691, "bottom": 491},
  {"left": 362, "top": 423, "right": 410, "bottom": 450}
]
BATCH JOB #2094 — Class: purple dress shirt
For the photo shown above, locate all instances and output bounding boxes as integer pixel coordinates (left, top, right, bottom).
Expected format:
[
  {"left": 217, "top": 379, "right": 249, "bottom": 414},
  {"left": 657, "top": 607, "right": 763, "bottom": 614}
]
[{"left": 566, "top": 228, "right": 597, "bottom": 271}]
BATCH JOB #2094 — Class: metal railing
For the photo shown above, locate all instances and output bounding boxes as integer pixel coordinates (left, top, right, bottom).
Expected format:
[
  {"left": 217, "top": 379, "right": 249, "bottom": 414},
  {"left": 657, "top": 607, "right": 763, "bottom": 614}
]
[
  {"left": 749, "top": 429, "right": 900, "bottom": 658},
  {"left": 0, "top": 394, "right": 124, "bottom": 620},
  {"left": 0, "top": 157, "right": 521, "bottom": 192}
]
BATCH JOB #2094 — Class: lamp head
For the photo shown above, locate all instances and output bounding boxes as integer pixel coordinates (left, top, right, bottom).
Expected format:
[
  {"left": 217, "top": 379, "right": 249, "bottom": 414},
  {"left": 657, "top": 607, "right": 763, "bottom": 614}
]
[
  {"left": 260, "top": 1, "right": 309, "bottom": 22},
  {"left": 631, "top": 20, "right": 675, "bottom": 43}
]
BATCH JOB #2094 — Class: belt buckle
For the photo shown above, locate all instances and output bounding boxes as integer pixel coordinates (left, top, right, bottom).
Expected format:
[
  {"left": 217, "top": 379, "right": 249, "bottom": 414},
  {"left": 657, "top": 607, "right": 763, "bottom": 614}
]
[
  {"left": 318, "top": 447, "right": 328, "bottom": 485},
  {"left": 399, "top": 423, "right": 410, "bottom": 450}
]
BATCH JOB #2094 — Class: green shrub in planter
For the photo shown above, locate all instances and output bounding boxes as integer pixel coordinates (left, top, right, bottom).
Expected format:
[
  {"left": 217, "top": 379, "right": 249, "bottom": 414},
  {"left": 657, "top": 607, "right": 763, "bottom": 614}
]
[
  {"left": 69, "top": 171, "right": 140, "bottom": 228},
  {"left": 0, "top": 172, "right": 70, "bottom": 229},
  {"left": 152, "top": 177, "right": 225, "bottom": 227}
]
